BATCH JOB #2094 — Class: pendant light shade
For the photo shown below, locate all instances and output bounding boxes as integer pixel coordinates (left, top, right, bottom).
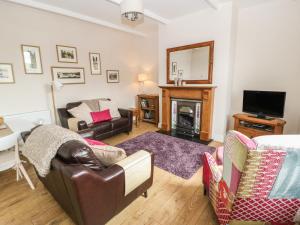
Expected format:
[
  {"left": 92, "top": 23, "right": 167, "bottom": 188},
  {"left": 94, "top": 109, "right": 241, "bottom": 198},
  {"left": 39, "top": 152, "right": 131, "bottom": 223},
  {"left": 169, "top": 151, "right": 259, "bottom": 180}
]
[{"left": 120, "top": 0, "right": 144, "bottom": 22}]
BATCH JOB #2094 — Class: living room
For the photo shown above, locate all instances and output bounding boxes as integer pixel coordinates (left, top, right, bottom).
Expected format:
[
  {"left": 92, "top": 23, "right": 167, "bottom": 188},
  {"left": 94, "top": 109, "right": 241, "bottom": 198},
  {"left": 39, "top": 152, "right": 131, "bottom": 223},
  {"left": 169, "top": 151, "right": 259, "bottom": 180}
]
[{"left": 0, "top": 0, "right": 299, "bottom": 224}]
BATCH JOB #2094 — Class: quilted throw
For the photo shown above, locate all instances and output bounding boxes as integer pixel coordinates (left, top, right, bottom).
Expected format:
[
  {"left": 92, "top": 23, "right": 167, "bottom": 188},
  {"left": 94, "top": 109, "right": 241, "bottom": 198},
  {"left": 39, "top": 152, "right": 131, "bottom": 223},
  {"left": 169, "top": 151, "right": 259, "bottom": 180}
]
[
  {"left": 22, "top": 125, "right": 86, "bottom": 177},
  {"left": 203, "top": 130, "right": 300, "bottom": 225}
]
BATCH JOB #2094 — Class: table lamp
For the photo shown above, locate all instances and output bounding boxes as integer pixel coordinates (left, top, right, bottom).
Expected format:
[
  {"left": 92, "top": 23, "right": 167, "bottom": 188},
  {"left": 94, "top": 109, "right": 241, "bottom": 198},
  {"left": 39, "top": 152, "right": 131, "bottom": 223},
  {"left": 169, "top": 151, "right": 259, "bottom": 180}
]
[{"left": 138, "top": 73, "right": 148, "bottom": 94}]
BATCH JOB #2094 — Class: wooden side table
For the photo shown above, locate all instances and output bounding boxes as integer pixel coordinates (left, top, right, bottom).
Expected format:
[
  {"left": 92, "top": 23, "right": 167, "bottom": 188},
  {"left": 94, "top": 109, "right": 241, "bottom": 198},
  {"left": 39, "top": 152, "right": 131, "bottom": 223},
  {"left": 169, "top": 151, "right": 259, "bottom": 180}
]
[{"left": 128, "top": 108, "right": 140, "bottom": 127}]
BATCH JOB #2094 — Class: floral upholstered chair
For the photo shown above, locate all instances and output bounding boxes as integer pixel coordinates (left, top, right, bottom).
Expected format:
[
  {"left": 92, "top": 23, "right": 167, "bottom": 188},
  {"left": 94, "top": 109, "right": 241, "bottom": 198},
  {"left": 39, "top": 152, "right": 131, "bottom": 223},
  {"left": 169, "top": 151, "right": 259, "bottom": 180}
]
[{"left": 202, "top": 130, "right": 300, "bottom": 225}]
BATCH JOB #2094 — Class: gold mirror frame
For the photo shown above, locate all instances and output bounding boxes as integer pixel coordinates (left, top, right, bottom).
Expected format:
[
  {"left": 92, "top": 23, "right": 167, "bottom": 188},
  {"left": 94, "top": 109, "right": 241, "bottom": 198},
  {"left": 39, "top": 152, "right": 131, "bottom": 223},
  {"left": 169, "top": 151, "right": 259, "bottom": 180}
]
[{"left": 166, "top": 41, "right": 214, "bottom": 84}]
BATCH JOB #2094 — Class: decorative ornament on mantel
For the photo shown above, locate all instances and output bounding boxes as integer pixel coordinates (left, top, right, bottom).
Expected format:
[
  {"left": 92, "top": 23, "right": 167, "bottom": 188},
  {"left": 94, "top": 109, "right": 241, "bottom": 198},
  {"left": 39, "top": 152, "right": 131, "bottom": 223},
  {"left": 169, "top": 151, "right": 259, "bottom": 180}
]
[{"left": 121, "top": 0, "right": 144, "bottom": 22}]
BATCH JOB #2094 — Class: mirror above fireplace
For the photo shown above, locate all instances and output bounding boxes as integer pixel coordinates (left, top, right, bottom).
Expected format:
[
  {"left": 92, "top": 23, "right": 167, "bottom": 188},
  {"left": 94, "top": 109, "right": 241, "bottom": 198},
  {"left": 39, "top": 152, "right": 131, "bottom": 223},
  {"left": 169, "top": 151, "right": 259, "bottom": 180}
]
[{"left": 167, "top": 41, "right": 214, "bottom": 84}]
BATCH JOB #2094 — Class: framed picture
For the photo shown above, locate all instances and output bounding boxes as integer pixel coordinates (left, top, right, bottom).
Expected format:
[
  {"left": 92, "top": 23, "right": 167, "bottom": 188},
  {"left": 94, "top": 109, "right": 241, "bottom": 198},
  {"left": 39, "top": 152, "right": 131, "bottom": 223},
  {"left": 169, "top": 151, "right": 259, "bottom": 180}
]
[
  {"left": 21, "top": 45, "right": 43, "bottom": 74},
  {"left": 56, "top": 45, "right": 78, "bottom": 63},
  {"left": 172, "top": 62, "right": 177, "bottom": 75},
  {"left": 178, "top": 69, "right": 184, "bottom": 78},
  {"left": 0, "top": 63, "right": 15, "bottom": 84},
  {"left": 106, "top": 70, "right": 120, "bottom": 83},
  {"left": 51, "top": 67, "right": 85, "bottom": 84},
  {"left": 89, "top": 52, "right": 101, "bottom": 75}
]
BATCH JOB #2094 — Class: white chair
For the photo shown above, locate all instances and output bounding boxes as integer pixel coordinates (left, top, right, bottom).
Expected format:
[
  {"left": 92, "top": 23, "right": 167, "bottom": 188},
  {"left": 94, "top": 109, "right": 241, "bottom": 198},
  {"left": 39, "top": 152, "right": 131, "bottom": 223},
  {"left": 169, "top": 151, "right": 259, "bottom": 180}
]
[{"left": 0, "top": 131, "right": 35, "bottom": 189}]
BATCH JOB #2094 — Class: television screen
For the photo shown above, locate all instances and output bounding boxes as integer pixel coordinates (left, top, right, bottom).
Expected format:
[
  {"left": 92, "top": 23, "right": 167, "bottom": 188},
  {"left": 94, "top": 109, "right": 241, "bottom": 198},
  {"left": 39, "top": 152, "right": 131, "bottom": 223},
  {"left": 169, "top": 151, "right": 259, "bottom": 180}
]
[{"left": 243, "top": 90, "right": 286, "bottom": 118}]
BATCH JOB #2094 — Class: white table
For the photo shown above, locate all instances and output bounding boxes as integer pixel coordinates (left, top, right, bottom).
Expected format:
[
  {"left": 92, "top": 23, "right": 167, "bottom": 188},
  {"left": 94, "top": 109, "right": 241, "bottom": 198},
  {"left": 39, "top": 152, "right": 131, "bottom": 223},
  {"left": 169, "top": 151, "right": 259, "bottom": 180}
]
[{"left": 0, "top": 125, "right": 35, "bottom": 190}]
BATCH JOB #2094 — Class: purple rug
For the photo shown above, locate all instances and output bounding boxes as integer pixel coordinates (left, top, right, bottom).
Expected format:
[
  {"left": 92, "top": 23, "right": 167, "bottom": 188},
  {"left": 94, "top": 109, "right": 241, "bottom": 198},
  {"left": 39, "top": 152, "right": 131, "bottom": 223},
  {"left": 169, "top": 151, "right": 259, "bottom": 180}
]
[{"left": 116, "top": 132, "right": 215, "bottom": 179}]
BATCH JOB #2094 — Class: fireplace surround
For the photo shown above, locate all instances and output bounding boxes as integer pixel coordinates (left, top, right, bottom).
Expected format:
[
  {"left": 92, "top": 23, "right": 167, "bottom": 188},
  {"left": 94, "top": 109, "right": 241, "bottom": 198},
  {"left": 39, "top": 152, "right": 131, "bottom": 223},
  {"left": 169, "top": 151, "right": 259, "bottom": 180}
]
[
  {"left": 171, "top": 99, "right": 202, "bottom": 137},
  {"left": 159, "top": 85, "right": 216, "bottom": 141}
]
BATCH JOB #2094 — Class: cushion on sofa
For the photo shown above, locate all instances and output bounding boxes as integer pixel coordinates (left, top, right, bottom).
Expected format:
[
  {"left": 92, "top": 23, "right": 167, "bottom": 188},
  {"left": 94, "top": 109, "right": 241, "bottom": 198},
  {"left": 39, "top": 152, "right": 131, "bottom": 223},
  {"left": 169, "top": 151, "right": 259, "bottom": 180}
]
[
  {"left": 82, "top": 99, "right": 100, "bottom": 112},
  {"left": 57, "top": 140, "right": 104, "bottom": 170},
  {"left": 90, "top": 145, "right": 127, "bottom": 166},
  {"left": 85, "top": 138, "right": 107, "bottom": 146},
  {"left": 90, "top": 109, "right": 112, "bottom": 123},
  {"left": 99, "top": 100, "right": 121, "bottom": 118},
  {"left": 67, "top": 103, "right": 93, "bottom": 124}
]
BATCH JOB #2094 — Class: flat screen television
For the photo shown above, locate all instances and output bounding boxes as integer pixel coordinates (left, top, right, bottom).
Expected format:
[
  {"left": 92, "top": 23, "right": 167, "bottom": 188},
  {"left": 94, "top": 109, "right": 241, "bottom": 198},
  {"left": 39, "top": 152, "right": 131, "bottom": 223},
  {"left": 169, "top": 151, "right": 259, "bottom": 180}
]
[{"left": 243, "top": 90, "right": 286, "bottom": 118}]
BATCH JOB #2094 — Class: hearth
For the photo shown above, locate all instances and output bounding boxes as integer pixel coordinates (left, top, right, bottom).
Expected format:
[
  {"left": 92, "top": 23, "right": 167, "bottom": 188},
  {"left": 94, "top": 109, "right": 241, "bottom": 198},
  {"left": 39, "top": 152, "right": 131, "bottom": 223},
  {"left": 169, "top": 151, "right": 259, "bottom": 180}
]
[{"left": 171, "top": 98, "right": 201, "bottom": 137}]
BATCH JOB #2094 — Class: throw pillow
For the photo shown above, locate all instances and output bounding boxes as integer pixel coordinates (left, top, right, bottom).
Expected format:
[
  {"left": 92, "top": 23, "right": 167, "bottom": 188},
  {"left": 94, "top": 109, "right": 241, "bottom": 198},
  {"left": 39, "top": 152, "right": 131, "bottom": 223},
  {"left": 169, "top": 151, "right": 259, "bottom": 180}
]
[
  {"left": 67, "top": 103, "right": 93, "bottom": 124},
  {"left": 90, "top": 109, "right": 112, "bottom": 123},
  {"left": 90, "top": 145, "right": 127, "bottom": 166},
  {"left": 85, "top": 138, "right": 107, "bottom": 146},
  {"left": 82, "top": 99, "right": 100, "bottom": 112},
  {"left": 99, "top": 100, "right": 121, "bottom": 118}
]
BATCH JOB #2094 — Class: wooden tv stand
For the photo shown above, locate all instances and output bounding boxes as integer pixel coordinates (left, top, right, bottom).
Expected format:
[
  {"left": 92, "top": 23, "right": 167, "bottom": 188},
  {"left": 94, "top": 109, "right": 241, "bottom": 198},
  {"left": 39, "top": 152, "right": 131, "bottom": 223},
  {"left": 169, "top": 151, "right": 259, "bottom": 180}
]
[{"left": 233, "top": 113, "right": 286, "bottom": 138}]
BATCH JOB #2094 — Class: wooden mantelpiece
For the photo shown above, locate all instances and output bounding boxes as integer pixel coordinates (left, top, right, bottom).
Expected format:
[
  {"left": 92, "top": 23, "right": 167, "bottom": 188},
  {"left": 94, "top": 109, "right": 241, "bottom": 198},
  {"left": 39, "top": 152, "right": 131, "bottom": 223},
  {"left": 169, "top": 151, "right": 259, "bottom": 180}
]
[{"left": 159, "top": 85, "right": 216, "bottom": 141}]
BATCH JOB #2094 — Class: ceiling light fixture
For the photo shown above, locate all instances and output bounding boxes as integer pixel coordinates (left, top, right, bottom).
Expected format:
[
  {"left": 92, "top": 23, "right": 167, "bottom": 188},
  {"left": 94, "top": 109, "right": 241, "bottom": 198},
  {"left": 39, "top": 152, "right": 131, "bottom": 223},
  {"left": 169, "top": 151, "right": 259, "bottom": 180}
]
[{"left": 120, "top": 0, "right": 144, "bottom": 22}]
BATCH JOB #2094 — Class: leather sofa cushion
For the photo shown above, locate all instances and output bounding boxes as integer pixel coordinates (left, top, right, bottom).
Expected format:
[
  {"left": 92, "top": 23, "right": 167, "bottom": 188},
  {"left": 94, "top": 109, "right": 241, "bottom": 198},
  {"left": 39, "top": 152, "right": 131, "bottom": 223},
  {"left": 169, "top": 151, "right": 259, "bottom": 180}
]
[
  {"left": 89, "top": 121, "right": 112, "bottom": 134},
  {"left": 57, "top": 140, "right": 104, "bottom": 171},
  {"left": 111, "top": 117, "right": 128, "bottom": 129}
]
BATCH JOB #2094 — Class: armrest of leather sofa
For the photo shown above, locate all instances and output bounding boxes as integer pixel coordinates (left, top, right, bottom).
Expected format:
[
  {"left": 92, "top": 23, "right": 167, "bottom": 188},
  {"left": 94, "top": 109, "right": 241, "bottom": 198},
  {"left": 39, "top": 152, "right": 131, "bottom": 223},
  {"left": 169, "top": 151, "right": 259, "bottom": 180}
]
[
  {"left": 118, "top": 108, "right": 133, "bottom": 119},
  {"left": 116, "top": 150, "right": 154, "bottom": 196},
  {"left": 118, "top": 108, "right": 133, "bottom": 132},
  {"left": 57, "top": 108, "right": 71, "bottom": 128}
]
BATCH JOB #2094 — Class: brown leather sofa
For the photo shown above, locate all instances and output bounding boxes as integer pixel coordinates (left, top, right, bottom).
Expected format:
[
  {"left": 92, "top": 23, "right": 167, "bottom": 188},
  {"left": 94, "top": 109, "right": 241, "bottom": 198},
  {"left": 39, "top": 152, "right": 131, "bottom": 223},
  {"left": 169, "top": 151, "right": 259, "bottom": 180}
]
[
  {"left": 58, "top": 101, "right": 133, "bottom": 140},
  {"left": 22, "top": 130, "right": 154, "bottom": 225}
]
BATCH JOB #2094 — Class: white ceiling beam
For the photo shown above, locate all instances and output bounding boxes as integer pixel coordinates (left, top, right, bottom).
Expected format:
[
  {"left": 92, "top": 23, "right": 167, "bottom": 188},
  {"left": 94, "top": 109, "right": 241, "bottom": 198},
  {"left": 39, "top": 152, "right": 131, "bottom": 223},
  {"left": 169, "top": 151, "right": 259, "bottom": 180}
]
[
  {"left": 107, "top": 0, "right": 170, "bottom": 24},
  {"left": 204, "top": 0, "right": 221, "bottom": 10},
  {"left": 6, "top": 0, "right": 147, "bottom": 37}
]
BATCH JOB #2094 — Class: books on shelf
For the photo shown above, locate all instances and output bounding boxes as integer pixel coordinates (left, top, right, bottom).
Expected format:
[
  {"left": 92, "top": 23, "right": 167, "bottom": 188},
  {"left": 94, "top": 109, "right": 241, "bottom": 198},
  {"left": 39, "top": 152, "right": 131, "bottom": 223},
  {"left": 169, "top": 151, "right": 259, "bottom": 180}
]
[{"left": 141, "top": 99, "right": 149, "bottom": 108}]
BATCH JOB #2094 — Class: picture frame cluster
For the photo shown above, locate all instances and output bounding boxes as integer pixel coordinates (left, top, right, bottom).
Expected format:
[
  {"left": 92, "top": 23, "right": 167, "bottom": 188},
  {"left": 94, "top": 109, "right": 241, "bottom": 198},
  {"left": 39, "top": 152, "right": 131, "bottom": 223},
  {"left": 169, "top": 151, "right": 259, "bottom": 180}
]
[{"left": 0, "top": 44, "right": 120, "bottom": 84}]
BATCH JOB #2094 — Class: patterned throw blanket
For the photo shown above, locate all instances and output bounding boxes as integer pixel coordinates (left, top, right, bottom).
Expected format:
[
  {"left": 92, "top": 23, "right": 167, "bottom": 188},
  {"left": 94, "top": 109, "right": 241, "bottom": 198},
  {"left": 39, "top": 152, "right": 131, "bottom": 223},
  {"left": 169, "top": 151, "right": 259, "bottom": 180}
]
[{"left": 22, "top": 125, "right": 86, "bottom": 177}]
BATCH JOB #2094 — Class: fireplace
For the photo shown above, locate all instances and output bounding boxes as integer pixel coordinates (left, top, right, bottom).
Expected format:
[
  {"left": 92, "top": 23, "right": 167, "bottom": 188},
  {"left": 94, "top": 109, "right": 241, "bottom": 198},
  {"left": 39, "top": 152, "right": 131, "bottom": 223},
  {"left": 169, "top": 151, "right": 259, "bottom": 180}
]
[
  {"left": 159, "top": 85, "right": 215, "bottom": 141},
  {"left": 171, "top": 99, "right": 201, "bottom": 137}
]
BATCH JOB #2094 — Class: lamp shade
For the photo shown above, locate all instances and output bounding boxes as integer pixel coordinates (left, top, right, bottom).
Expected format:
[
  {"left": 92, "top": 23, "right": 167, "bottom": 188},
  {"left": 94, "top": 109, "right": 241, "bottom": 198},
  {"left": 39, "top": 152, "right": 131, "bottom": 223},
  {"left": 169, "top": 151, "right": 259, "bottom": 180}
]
[
  {"left": 138, "top": 73, "right": 148, "bottom": 82},
  {"left": 121, "top": 0, "right": 144, "bottom": 21},
  {"left": 52, "top": 81, "right": 63, "bottom": 91}
]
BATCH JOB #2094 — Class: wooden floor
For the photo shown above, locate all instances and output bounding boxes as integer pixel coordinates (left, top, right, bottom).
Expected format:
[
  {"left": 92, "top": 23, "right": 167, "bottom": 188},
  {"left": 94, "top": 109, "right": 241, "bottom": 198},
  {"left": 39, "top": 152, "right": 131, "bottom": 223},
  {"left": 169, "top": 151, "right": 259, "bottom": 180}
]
[{"left": 0, "top": 122, "right": 221, "bottom": 225}]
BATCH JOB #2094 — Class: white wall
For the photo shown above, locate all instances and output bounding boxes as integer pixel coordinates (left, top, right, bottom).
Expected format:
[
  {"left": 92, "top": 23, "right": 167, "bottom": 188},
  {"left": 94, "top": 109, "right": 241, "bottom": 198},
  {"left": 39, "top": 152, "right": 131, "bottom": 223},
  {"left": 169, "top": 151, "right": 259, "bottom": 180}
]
[
  {"left": 0, "top": 1, "right": 158, "bottom": 121},
  {"left": 231, "top": 0, "right": 300, "bottom": 133},
  {"left": 159, "top": 2, "right": 234, "bottom": 141}
]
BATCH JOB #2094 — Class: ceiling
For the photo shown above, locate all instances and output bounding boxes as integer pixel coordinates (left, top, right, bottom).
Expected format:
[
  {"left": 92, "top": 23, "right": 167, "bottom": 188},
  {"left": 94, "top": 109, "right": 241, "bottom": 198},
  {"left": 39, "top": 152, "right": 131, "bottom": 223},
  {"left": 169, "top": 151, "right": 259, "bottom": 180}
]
[{"left": 6, "top": 0, "right": 277, "bottom": 36}]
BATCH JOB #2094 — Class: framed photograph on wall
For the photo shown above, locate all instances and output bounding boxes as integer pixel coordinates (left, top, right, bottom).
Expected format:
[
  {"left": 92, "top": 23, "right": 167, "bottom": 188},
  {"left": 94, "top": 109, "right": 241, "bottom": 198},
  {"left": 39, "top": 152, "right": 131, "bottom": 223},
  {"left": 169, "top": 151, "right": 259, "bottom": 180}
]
[
  {"left": 0, "top": 63, "right": 15, "bottom": 84},
  {"left": 178, "top": 69, "right": 184, "bottom": 78},
  {"left": 56, "top": 45, "right": 78, "bottom": 63},
  {"left": 106, "top": 70, "right": 120, "bottom": 83},
  {"left": 89, "top": 52, "right": 101, "bottom": 75},
  {"left": 21, "top": 45, "right": 43, "bottom": 74},
  {"left": 172, "top": 62, "right": 177, "bottom": 75},
  {"left": 51, "top": 67, "right": 85, "bottom": 84}
]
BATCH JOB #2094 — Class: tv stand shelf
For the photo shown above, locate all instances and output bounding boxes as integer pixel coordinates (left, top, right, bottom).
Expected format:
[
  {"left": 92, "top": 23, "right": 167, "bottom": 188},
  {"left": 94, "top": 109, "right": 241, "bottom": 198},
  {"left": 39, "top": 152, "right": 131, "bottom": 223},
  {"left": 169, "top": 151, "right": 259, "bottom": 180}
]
[{"left": 233, "top": 113, "right": 286, "bottom": 138}]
